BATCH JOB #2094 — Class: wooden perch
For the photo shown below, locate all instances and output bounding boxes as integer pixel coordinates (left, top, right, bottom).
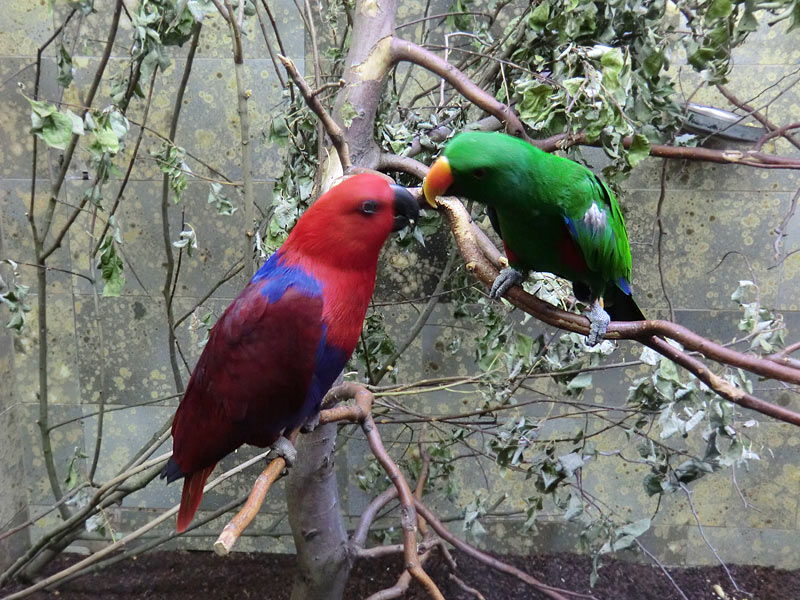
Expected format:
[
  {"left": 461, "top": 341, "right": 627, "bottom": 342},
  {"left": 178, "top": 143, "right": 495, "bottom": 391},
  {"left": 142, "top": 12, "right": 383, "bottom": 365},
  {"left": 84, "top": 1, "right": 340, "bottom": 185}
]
[
  {"left": 434, "top": 194, "right": 800, "bottom": 426},
  {"left": 214, "top": 429, "right": 300, "bottom": 555}
]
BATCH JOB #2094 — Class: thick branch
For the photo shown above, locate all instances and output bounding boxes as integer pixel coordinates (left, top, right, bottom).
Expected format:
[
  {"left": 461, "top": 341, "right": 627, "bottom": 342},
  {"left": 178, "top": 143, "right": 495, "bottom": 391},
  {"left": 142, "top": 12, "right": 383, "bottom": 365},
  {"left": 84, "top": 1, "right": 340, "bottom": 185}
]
[
  {"left": 390, "top": 38, "right": 528, "bottom": 140},
  {"left": 535, "top": 132, "right": 800, "bottom": 169},
  {"left": 435, "top": 195, "right": 800, "bottom": 424},
  {"left": 214, "top": 385, "right": 443, "bottom": 600},
  {"left": 332, "top": 0, "right": 397, "bottom": 167}
]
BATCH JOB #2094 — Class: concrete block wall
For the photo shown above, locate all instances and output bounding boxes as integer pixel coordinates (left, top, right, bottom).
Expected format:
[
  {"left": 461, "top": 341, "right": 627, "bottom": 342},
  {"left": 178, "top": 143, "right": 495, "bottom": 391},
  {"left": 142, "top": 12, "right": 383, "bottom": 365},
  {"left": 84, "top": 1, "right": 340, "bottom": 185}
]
[{"left": 0, "top": 0, "right": 798, "bottom": 572}]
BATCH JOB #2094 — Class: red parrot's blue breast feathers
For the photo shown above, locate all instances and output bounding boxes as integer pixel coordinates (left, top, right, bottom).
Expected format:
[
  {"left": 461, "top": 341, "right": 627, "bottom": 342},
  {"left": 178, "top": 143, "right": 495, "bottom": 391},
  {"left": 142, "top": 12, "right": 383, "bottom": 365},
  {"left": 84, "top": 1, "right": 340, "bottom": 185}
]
[{"left": 162, "top": 174, "right": 419, "bottom": 532}]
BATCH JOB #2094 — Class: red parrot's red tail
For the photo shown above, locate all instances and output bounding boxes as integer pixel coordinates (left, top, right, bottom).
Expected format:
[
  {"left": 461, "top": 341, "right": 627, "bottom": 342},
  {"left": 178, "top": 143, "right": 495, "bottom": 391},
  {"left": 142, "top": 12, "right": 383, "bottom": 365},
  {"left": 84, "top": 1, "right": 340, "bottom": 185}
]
[{"left": 176, "top": 463, "right": 216, "bottom": 533}]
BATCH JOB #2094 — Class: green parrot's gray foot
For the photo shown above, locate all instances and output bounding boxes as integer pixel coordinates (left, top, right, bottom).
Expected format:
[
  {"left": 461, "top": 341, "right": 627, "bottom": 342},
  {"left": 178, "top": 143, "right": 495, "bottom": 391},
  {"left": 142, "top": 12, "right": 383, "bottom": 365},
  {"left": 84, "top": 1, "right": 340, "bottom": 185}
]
[
  {"left": 270, "top": 436, "right": 297, "bottom": 467},
  {"left": 300, "top": 411, "right": 319, "bottom": 433},
  {"left": 586, "top": 300, "right": 611, "bottom": 347},
  {"left": 490, "top": 267, "right": 524, "bottom": 300}
]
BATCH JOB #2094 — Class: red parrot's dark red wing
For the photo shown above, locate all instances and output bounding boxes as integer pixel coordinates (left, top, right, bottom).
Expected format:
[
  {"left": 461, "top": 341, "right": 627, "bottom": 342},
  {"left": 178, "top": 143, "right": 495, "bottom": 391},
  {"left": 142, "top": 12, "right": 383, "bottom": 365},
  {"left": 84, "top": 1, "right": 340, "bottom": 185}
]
[
  {"left": 169, "top": 283, "right": 325, "bottom": 483},
  {"left": 162, "top": 174, "right": 420, "bottom": 532}
]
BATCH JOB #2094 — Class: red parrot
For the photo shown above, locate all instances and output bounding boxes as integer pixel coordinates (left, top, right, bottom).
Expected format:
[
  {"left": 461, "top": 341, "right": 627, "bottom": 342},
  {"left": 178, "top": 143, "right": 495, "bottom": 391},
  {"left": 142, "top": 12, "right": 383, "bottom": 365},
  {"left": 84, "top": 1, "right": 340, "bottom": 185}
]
[{"left": 162, "top": 174, "right": 418, "bottom": 532}]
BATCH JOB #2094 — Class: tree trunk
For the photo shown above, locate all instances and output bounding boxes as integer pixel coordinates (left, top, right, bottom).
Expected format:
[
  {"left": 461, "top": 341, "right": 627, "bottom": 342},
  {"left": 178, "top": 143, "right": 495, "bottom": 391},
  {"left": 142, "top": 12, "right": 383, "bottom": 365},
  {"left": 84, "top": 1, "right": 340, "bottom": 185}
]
[
  {"left": 285, "top": 1, "right": 399, "bottom": 596},
  {"left": 333, "top": 0, "right": 397, "bottom": 168},
  {"left": 286, "top": 423, "right": 352, "bottom": 600}
]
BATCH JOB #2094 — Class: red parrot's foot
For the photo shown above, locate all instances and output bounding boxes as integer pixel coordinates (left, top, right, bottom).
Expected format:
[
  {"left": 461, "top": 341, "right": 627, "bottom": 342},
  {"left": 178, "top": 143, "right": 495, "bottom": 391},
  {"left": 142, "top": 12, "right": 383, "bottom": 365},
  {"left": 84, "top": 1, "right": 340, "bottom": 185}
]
[
  {"left": 586, "top": 299, "right": 610, "bottom": 346},
  {"left": 300, "top": 411, "right": 320, "bottom": 433},
  {"left": 490, "top": 267, "right": 524, "bottom": 300},
  {"left": 270, "top": 436, "right": 298, "bottom": 467}
]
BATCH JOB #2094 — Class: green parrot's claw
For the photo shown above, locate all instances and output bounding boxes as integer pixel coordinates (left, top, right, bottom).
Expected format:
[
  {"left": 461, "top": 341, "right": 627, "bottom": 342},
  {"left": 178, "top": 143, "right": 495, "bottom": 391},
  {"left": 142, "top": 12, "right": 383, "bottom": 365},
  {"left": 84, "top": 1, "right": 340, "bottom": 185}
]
[
  {"left": 270, "top": 436, "right": 297, "bottom": 467},
  {"left": 586, "top": 300, "right": 610, "bottom": 346},
  {"left": 490, "top": 267, "right": 524, "bottom": 300}
]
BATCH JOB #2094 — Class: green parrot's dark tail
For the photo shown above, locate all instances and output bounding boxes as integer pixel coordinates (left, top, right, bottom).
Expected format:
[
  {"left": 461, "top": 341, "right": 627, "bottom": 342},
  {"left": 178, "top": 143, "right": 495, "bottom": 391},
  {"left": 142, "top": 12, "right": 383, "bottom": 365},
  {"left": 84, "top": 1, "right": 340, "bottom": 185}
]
[{"left": 606, "top": 287, "right": 646, "bottom": 322}]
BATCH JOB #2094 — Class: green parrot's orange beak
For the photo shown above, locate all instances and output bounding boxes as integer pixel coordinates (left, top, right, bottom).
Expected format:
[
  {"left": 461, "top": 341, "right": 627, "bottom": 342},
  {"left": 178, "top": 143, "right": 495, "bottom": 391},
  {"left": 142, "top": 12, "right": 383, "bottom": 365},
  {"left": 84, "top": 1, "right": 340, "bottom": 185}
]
[{"left": 422, "top": 156, "right": 453, "bottom": 208}]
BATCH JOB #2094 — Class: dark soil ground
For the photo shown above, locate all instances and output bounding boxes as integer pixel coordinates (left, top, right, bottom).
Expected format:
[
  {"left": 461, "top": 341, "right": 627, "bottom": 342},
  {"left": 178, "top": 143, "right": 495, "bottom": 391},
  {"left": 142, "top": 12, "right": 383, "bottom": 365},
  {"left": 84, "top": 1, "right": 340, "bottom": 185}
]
[{"left": 4, "top": 549, "right": 799, "bottom": 600}]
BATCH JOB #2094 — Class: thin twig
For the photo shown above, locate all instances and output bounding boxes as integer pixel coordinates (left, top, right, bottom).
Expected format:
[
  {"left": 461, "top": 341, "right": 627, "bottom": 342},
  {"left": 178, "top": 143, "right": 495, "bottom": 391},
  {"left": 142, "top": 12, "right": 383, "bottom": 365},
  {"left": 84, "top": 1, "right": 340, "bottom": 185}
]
[
  {"left": 174, "top": 261, "right": 245, "bottom": 328},
  {"left": 390, "top": 37, "right": 528, "bottom": 140},
  {"left": 678, "top": 483, "right": 743, "bottom": 593},
  {"left": 93, "top": 65, "right": 161, "bottom": 256},
  {"left": 772, "top": 186, "right": 800, "bottom": 263},
  {"left": 223, "top": 0, "right": 256, "bottom": 274},
  {"left": 414, "top": 501, "right": 584, "bottom": 600},
  {"left": 39, "top": 0, "right": 122, "bottom": 244},
  {"left": 449, "top": 573, "right": 487, "bottom": 600},
  {"left": 2, "top": 452, "right": 270, "bottom": 600},
  {"left": 656, "top": 159, "right": 675, "bottom": 321},
  {"left": 160, "top": 22, "right": 202, "bottom": 397},
  {"left": 717, "top": 84, "right": 800, "bottom": 151},
  {"left": 372, "top": 249, "right": 457, "bottom": 383},
  {"left": 258, "top": 0, "right": 294, "bottom": 102}
]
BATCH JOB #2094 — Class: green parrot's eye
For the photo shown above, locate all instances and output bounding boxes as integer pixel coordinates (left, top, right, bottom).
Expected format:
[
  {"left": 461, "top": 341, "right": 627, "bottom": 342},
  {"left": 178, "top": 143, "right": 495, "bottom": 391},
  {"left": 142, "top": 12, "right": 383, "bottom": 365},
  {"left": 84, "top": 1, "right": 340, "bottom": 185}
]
[{"left": 473, "top": 168, "right": 487, "bottom": 180}]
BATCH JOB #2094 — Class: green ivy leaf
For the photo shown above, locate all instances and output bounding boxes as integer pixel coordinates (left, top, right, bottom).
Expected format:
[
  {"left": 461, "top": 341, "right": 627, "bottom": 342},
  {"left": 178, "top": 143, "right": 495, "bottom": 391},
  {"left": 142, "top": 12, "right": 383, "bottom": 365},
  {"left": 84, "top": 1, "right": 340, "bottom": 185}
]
[
  {"left": 27, "top": 97, "right": 79, "bottom": 150},
  {"left": 98, "top": 234, "right": 125, "bottom": 297},
  {"left": 64, "top": 448, "right": 88, "bottom": 491},
  {"left": 57, "top": 44, "right": 74, "bottom": 88},
  {"left": 528, "top": 0, "right": 550, "bottom": 29},
  {"left": 208, "top": 182, "right": 237, "bottom": 215},
  {"left": 558, "top": 452, "right": 584, "bottom": 477},
  {"left": 1, "top": 282, "right": 31, "bottom": 333},
  {"left": 341, "top": 100, "right": 359, "bottom": 128},
  {"left": 707, "top": 0, "right": 734, "bottom": 20},
  {"left": 627, "top": 134, "right": 651, "bottom": 167}
]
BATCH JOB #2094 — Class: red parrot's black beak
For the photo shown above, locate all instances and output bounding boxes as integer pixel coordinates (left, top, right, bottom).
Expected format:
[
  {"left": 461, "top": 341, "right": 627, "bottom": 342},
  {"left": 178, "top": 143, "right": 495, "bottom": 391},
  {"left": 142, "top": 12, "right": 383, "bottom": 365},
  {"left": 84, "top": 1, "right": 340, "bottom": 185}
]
[{"left": 390, "top": 184, "right": 419, "bottom": 231}]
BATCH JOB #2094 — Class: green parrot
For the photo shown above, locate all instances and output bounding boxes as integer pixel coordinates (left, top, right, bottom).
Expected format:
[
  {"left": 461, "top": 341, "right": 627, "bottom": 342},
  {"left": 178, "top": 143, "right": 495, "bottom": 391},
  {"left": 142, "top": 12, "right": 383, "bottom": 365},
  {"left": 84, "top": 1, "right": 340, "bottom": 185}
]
[{"left": 422, "top": 131, "right": 644, "bottom": 345}]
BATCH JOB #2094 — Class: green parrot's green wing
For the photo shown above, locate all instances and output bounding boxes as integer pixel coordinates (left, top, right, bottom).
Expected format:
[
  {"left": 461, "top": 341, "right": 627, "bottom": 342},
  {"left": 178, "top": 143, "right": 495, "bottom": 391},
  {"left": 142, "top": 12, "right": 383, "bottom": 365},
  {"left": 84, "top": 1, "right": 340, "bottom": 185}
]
[{"left": 562, "top": 171, "right": 633, "bottom": 295}]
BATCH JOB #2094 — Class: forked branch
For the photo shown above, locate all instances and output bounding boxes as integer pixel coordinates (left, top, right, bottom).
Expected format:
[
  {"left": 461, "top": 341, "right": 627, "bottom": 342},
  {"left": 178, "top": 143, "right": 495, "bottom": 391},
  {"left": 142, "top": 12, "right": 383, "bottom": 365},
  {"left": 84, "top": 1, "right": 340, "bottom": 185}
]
[
  {"left": 213, "top": 383, "right": 443, "bottom": 599},
  {"left": 278, "top": 55, "right": 352, "bottom": 170}
]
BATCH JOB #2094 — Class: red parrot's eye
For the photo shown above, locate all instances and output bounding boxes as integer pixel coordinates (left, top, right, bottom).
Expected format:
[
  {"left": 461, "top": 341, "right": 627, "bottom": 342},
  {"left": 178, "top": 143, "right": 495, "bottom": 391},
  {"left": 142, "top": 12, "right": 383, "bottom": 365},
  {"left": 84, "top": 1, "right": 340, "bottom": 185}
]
[
  {"left": 473, "top": 168, "right": 487, "bottom": 180},
  {"left": 360, "top": 200, "right": 379, "bottom": 215}
]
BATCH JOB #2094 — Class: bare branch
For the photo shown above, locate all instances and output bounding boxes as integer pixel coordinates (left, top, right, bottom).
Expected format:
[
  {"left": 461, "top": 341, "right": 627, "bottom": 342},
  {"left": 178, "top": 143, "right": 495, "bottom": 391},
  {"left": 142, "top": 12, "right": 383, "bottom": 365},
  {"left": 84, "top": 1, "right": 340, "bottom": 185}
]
[
  {"left": 378, "top": 152, "right": 429, "bottom": 179},
  {"left": 322, "top": 386, "right": 444, "bottom": 600},
  {"left": 214, "top": 428, "right": 300, "bottom": 555},
  {"left": 278, "top": 55, "right": 352, "bottom": 170},
  {"left": 449, "top": 573, "right": 487, "bottom": 600},
  {"left": 351, "top": 487, "right": 398, "bottom": 549},
  {"left": 390, "top": 37, "right": 528, "bottom": 140},
  {"left": 1, "top": 451, "right": 270, "bottom": 600},
  {"left": 717, "top": 84, "right": 800, "bottom": 151},
  {"left": 413, "top": 501, "right": 583, "bottom": 600},
  {"left": 372, "top": 249, "right": 457, "bottom": 383},
  {"left": 535, "top": 131, "right": 800, "bottom": 169}
]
